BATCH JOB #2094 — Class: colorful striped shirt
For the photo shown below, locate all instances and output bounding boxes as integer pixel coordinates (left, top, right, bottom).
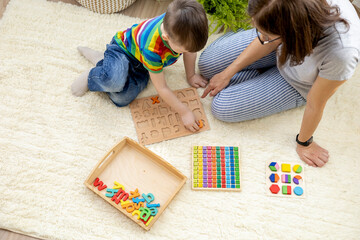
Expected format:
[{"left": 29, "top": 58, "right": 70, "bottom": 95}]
[{"left": 114, "top": 13, "right": 180, "bottom": 73}]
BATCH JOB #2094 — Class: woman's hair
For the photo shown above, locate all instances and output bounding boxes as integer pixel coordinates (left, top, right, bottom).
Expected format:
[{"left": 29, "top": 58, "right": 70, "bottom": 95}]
[
  {"left": 163, "top": 0, "right": 208, "bottom": 52},
  {"left": 248, "top": 0, "right": 349, "bottom": 66}
]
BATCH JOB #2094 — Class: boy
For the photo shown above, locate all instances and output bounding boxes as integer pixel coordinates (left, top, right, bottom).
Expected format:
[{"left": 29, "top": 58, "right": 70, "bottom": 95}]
[{"left": 71, "top": 0, "right": 208, "bottom": 132}]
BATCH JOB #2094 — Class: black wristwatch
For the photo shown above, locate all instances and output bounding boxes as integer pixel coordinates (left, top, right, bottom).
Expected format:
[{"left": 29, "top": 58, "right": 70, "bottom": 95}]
[{"left": 296, "top": 134, "right": 313, "bottom": 146}]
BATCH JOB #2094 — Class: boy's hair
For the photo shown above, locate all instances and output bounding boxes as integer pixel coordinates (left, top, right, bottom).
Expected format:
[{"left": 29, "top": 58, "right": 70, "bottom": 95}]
[
  {"left": 248, "top": 0, "right": 349, "bottom": 66},
  {"left": 163, "top": 0, "right": 208, "bottom": 52}
]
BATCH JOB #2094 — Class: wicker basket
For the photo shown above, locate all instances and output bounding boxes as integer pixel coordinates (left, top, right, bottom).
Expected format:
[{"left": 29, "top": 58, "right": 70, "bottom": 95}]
[{"left": 76, "top": 0, "right": 137, "bottom": 14}]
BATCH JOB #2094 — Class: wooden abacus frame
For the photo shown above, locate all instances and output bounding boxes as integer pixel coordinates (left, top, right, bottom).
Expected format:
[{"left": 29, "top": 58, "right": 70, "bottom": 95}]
[{"left": 191, "top": 145, "right": 242, "bottom": 192}]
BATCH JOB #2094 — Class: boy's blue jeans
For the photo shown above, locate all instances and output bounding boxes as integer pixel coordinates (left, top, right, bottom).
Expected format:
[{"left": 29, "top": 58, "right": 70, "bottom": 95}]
[{"left": 88, "top": 38, "right": 150, "bottom": 107}]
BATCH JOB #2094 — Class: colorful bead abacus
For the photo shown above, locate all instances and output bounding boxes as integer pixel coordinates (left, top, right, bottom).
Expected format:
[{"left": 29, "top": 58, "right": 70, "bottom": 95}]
[{"left": 192, "top": 145, "right": 241, "bottom": 191}]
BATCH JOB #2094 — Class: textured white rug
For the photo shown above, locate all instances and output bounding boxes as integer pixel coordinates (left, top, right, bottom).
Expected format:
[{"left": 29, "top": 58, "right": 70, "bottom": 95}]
[{"left": 0, "top": 0, "right": 359, "bottom": 239}]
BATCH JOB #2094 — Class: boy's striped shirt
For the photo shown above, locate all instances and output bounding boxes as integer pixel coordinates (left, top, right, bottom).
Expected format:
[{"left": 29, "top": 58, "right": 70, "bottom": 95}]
[{"left": 114, "top": 13, "right": 180, "bottom": 73}]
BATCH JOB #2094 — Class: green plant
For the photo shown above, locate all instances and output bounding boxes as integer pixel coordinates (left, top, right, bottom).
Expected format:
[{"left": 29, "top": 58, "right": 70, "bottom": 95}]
[{"left": 198, "top": 0, "right": 251, "bottom": 34}]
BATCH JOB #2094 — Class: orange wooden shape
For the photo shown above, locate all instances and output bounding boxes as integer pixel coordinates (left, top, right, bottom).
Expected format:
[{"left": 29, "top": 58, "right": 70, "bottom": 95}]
[
  {"left": 151, "top": 96, "right": 160, "bottom": 104},
  {"left": 198, "top": 120, "right": 204, "bottom": 128}
]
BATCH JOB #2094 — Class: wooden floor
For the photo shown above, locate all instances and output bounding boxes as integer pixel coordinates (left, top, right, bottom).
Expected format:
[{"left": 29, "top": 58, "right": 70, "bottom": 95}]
[{"left": 0, "top": 1, "right": 171, "bottom": 239}]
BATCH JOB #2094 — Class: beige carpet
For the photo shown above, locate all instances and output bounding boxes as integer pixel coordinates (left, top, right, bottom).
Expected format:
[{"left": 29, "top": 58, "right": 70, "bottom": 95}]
[{"left": 0, "top": 0, "right": 359, "bottom": 239}]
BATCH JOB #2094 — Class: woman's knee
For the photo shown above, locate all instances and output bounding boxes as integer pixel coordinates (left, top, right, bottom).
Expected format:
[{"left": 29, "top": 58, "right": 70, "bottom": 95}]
[
  {"left": 198, "top": 50, "right": 216, "bottom": 80},
  {"left": 211, "top": 96, "right": 253, "bottom": 122}
]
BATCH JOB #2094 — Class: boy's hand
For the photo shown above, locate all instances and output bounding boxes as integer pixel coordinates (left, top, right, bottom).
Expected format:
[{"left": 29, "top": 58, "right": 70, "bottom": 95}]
[
  {"left": 187, "top": 74, "right": 208, "bottom": 88},
  {"left": 148, "top": 71, "right": 200, "bottom": 133},
  {"left": 181, "top": 110, "right": 200, "bottom": 132}
]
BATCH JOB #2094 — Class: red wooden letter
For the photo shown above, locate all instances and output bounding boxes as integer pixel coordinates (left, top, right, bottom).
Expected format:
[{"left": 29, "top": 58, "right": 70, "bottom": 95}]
[{"left": 93, "top": 177, "right": 107, "bottom": 191}]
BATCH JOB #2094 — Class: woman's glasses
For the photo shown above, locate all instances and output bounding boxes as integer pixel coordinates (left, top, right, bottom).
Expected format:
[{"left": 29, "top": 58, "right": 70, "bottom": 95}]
[{"left": 256, "top": 28, "right": 281, "bottom": 45}]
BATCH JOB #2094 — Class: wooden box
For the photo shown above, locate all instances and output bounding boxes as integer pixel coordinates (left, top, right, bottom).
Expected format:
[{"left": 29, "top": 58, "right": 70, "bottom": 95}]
[{"left": 84, "top": 137, "right": 187, "bottom": 230}]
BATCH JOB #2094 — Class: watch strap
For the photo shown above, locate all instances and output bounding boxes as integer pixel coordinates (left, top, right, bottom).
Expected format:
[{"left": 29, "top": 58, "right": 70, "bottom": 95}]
[{"left": 296, "top": 134, "right": 313, "bottom": 146}]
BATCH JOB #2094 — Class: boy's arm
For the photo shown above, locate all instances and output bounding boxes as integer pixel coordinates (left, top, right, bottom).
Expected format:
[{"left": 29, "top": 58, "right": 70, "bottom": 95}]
[
  {"left": 183, "top": 52, "right": 208, "bottom": 88},
  {"left": 149, "top": 71, "right": 200, "bottom": 132}
]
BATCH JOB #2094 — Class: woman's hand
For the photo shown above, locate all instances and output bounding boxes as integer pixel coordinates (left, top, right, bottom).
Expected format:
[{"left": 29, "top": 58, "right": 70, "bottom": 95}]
[
  {"left": 187, "top": 74, "right": 208, "bottom": 88},
  {"left": 201, "top": 72, "right": 231, "bottom": 98},
  {"left": 296, "top": 141, "right": 329, "bottom": 167}
]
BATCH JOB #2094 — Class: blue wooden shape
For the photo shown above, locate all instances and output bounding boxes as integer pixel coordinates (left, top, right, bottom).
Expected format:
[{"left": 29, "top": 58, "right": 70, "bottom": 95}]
[
  {"left": 269, "top": 174, "right": 275, "bottom": 182},
  {"left": 147, "top": 203, "right": 160, "bottom": 208},
  {"left": 149, "top": 207, "right": 158, "bottom": 216},
  {"left": 105, "top": 188, "right": 119, "bottom": 198},
  {"left": 142, "top": 193, "right": 155, "bottom": 204},
  {"left": 132, "top": 197, "right": 145, "bottom": 204},
  {"left": 294, "top": 186, "right": 304, "bottom": 196}
]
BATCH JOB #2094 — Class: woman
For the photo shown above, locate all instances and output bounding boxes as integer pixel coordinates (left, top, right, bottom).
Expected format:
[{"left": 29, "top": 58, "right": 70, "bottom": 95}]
[{"left": 198, "top": 0, "right": 360, "bottom": 167}]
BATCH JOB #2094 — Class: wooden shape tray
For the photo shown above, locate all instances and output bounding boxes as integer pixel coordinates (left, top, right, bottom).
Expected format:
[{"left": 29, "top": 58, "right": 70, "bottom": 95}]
[
  {"left": 265, "top": 161, "right": 305, "bottom": 198},
  {"left": 129, "top": 87, "right": 210, "bottom": 145},
  {"left": 84, "top": 137, "right": 187, "bottom": 230}
]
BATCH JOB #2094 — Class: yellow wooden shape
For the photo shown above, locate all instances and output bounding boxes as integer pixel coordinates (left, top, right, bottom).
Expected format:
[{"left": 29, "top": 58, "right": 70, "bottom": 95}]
[
  {"left": 281, "top": 163, "right": 291, "bottom": 172},
  {"left": 146, "top": 216, "right": 154, "bottom": 226},
  {"left": 132, "top": 210, "right": 141, "bottom": 219},
  {"left": 113, "top": 181, "right": 125, "bottom": 190}
]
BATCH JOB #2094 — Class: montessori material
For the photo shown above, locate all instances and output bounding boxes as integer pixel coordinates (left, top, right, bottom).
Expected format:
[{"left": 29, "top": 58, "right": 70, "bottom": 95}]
[
  {"left": 129, "top": 87, "right": 210, "bottom": 145},
  {"left": 84, "top": 137, "right": 187, "bottom": 230},
  {"left": 192, "top": 146, "right": 241, "bottom": 191},
  {"left": 266, "top": 161, "right": 305, "bottom": 198}
]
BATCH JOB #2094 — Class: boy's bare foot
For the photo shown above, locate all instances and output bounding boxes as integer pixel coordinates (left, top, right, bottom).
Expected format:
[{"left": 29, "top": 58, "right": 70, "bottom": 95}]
[
  {"left": 77, "top": 46, "right": 104, "bottom": 65},
  {"left": 71, "top": 69, "right": 90, "bottom": 96}
]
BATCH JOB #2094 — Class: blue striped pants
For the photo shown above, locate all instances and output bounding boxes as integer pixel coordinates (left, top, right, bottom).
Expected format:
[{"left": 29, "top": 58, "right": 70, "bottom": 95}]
[{"left": 198, "top": 29, "right": 306, "bottom": 122}]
